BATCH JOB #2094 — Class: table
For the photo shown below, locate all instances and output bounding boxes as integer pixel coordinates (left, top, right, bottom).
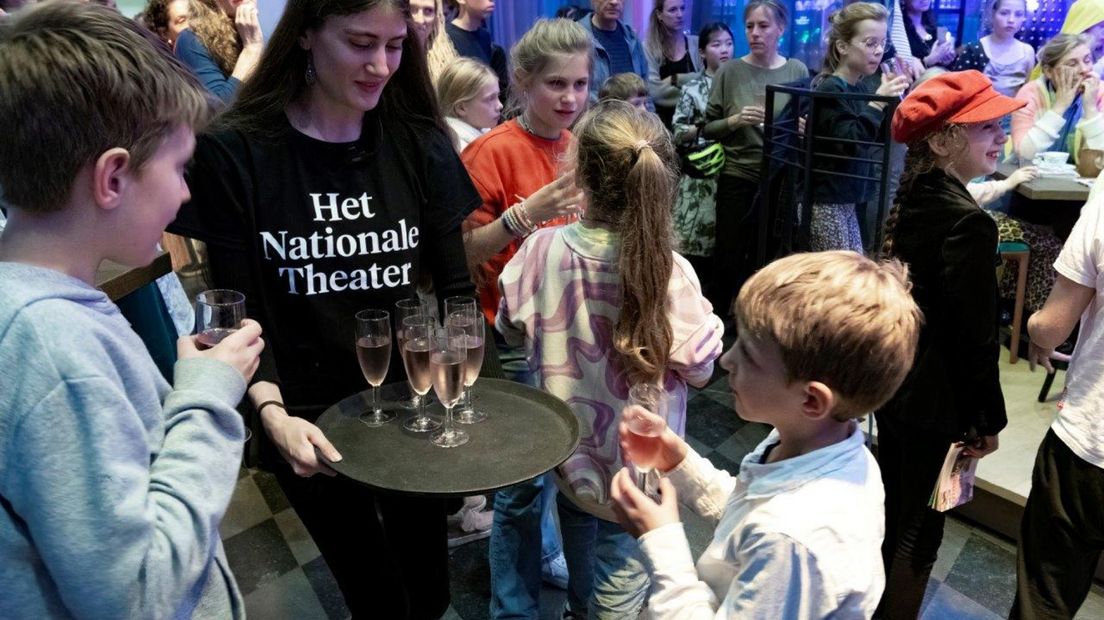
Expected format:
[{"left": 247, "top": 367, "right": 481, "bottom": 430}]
[
  {"left": 315, "top": 379, "right": 580, "bottom": 497},
  {"left": 95, "top": 252, "right": 172, "bottom": 301},
  {"left": 995, "top": 162, "right": 1091, "bottom": 203}
]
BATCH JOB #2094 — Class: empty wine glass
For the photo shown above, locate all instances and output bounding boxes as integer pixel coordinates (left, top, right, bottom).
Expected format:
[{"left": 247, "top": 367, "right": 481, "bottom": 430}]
[
  {"left": 401, "top": 316, "right": 441, "bottom": 432},
  {"left": 444, "top": 296, "right": 478, "bottom": 321},
  {"left": 395, "top": 297, "right": 431, "bottom": 409},
  {"left": 625, "top": 383, "right": 669, "bottom": 493},
  {"left": 430, "top": 325, "right": 469, "bottom": 448},
  {"left": 447, "top": 310, "right": 486, "bottom": 424},
  {"left": 195, "top": 289, "right": 245, "bottom": 349},
  {"left": 355, "top": 309, "right": 393, "bottom": 427}
]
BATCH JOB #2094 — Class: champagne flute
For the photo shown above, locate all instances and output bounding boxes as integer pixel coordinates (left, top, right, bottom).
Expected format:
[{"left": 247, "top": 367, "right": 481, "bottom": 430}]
[
  {"left": 444, "top": 295, "right": 478, "bottom": 322},
  {"left": 447, "top": 310, "right": 487, "bottom": 424},
  {"left": 624, "top": 384, "right": 670, "bottom": 493},
  {"left": 751, "top": 91, "right": 767, "bottom": 128},
  {"left": 401, "top": 316, "right": 441, "bottom": 432},
  {"left": 395, "top": 297, "right": 430, "bottom": 409},
  {"left": 355, "top": 309, "right": 393, "bottom": 427},
  {"left": 430, "top": 325, "right": 469, "bottom": 448},
  {"left": 195, "top": 289, "right": 245, "bottom": 349}
]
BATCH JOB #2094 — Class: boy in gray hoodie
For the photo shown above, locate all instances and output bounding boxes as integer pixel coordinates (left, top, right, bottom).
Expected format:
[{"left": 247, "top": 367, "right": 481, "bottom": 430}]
[{"left": 0, "top": 3, "right": 264, "bottom": 618}]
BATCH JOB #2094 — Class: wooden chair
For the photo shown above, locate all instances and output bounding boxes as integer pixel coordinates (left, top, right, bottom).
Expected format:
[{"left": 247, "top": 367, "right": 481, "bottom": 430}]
[{"left": 999, "top": 242, "right": 1030, "bottom": 364}]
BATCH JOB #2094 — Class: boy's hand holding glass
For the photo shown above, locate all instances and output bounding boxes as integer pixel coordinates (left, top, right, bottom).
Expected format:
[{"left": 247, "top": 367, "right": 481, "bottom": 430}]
[
  {"left": 618, "top": 405, "right": 688, "bottom": 477},
  {"left": 609, "top": 468, "right": 680, "bottom": 538},
  {"left": 179, "top": 317, "right": 265, "bottom": 383}
]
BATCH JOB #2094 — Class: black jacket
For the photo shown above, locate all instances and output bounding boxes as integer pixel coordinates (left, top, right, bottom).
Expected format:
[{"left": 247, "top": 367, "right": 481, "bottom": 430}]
[{"left": 876, "top": 169, "right": 1007, "bottom": 440}]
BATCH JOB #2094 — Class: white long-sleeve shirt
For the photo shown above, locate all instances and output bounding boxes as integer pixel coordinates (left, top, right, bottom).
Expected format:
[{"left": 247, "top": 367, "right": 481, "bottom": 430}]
[{"left": 638, "top": 424, "right": 885, "bottom": 619}]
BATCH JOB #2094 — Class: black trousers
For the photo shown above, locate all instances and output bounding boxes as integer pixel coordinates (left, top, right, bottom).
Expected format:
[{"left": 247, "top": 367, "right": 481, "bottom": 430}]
[
  {"left": 710, "top": 174, "right": 761, "bottom": 315},
  {"left": 1011, "top": 429, "right": 1104, "bottom": 620},
  {"left": 275, "top": 467, "right": 450, "bottom": 619},
  {"left": 874, "top": 417, "right": 955, "bottom": 620}
]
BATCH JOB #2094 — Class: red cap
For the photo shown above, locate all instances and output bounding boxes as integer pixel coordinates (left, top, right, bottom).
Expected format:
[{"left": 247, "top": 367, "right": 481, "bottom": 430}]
[{"left": 891, "top": 70, "right": 1026, "bottom": 144}]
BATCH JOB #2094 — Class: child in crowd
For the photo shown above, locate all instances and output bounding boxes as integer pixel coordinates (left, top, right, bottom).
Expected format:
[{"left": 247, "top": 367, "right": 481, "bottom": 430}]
[
  {"left": 951, "top": 0, "right": 1035, "bottom": 99},
  {"left": 1014, "top": 184, "right": 1104, "bottom": 619},
  {"left": 0, "top": 3, "right": 263, "bottom": 617},
  {"left": 499, "top": 100, "right": 723, "bottom": 619},
  {"left": 671, "top": 22, "right": 734, "bottom": 285},
  {"left": 599, "top": 72, "right": 650, "bottom": 110},
  {"left": 437, "top": 57, "right": 503, "bottom": 152},
  {"left": 877, "top": 70, "right": 1020, "bottom": 619},
  {"left": 809, "top": 2, "right": 908, "bottom": 252},
  {"left": 610, "top": 250, "right": 920, "bottom": 618},
  {"left": 461, "top": 18, "right": 590, "bottom": 616}
]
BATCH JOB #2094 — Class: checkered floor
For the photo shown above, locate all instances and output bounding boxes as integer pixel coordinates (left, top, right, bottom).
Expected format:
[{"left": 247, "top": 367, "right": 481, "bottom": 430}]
[
  {"left": 221, "top": 374, "right": 1104, "bottom": 620},
  {"left": 179, "top": 268, "right": 1104, "bottom": 619}
]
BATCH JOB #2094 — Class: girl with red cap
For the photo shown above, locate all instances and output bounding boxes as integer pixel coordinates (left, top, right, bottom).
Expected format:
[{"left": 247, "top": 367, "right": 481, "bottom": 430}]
[{"left": 875, "top": 69, "right": 1025, "bottom": 619}]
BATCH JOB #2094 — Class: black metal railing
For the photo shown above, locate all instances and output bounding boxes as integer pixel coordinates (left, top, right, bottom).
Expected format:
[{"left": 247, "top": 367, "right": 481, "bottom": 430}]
[{"left": 756, "top": 83, "right": 900, "bottom": 265}]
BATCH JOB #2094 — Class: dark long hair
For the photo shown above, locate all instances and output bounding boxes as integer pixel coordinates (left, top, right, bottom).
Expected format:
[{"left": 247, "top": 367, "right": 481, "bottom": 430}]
[{"left": 219, "top": 0, "right": 443, "bottom": 139}]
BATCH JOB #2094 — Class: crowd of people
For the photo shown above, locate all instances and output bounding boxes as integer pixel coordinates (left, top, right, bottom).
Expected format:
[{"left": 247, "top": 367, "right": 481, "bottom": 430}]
[{"left": 4, "top": 0, "right": 1104, "bottom": 619}]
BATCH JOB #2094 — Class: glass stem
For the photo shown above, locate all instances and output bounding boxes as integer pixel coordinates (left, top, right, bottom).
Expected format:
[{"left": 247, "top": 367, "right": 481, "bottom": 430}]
[
  {"left": 464, "top": 386, "right": 473, "bottom": 410},
  {"left": 372, "top": 385, "right": 380, "bottom": 416},
  {"left": 444, "top": 405, "right": 453, "bottom": 433},
  {"left": 418, "top": 391, "right": 427, "bottom": 420}
]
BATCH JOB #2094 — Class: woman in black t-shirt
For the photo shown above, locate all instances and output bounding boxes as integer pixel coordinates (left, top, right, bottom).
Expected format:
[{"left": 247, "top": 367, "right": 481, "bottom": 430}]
[{"left": 169, "top": 1, "right": 480, "bottom": 617}]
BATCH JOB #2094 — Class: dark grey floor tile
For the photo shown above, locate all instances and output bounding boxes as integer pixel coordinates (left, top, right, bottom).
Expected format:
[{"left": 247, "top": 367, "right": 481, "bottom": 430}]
[
  {"left": 944, "top": 533, "right": 1017, "bottom": 616},
  {"left": 448, "top": 538, "right": 491, "bottom": 619},
  {"left": 920, "top": 582, "right": 1002, "bottom": 620},
  {"left": 302, "top": 555, "right": 350, "bottom": 620},
  {"left": 706, "top": 450, "right": 742, "bottom": 477},
  {"left": 684, "top": 394, "right": 745, "bottom": 449},
  {"left": 224, "top": 518, "right": 300, "bottom": 596},
  {"left": 714, "top": 422, "right": 773, "bottom": 464},
  {"left": 253, "top": 469, "right": 291, "bottom": 513}
]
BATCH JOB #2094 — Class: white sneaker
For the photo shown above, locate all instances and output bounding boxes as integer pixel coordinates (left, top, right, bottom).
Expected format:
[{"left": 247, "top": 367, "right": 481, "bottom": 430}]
[{"left": 447, "top": 495, "right": 492, "bottom": 549}]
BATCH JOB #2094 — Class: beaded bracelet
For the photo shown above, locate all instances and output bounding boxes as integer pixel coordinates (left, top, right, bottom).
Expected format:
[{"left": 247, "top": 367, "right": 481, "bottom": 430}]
[
  {"left": 502, "top": 202, "right": 536, "bottom": 238},
  {"left": 515, "top": 201, "right": 536, "bottom": 231},
  {"left": 501, "top": 204, "right": 523, "bottom": 237}
]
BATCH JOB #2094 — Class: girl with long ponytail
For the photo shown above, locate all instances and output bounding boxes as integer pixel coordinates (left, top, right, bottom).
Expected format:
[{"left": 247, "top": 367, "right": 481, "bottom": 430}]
[{"left": 497, "top": 100, "right": 723, "bottom": 617}]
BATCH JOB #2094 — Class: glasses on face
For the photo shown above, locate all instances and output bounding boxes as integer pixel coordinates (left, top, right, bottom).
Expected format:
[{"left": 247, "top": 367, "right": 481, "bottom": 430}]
[{"left": 852, "top": 38, "right": 888, "bottom": 52}]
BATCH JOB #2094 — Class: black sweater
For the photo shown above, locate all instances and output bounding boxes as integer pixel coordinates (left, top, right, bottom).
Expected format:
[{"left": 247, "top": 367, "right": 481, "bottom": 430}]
[{"left": 810, "top": 75, "right": 888, "bottom": 205}]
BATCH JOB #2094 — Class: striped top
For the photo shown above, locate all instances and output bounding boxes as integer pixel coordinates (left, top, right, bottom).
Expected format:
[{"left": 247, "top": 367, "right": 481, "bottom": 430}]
[{"left": 496, "top": 222, "right": 724, "bottom": 520}]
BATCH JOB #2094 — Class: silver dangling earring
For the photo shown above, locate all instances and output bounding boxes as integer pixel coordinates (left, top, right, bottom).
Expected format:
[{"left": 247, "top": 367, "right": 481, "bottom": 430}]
[{"left": 305, "top": 52, "right": 317, "bottom": 86}]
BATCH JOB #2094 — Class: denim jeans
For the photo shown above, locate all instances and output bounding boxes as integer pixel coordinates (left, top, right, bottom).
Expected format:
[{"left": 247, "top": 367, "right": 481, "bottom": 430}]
[
  {"left": 557, "top": 494, "right": 650, "bottom": 619},
  {"left": 489, "top": 473, "right": 564, "bottom": 619},
  {"left": 489, "top": 335, "right": 565, "bottom": 619}
]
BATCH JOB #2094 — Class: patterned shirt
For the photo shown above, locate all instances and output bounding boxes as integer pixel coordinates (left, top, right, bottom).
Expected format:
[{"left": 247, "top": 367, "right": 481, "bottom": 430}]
[{"left": 497, "top": 223, "right": 723, "bottom": 520}]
